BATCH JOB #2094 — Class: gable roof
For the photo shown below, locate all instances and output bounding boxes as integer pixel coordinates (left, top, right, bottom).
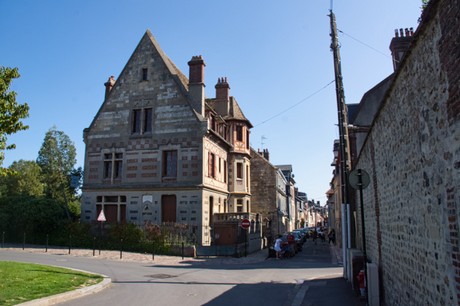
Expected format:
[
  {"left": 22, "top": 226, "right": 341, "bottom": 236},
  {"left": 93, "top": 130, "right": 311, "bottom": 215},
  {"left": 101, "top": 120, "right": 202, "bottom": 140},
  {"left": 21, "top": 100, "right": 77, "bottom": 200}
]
[{"left": 86, "top": 30, "right": 203, "bottom": 132}]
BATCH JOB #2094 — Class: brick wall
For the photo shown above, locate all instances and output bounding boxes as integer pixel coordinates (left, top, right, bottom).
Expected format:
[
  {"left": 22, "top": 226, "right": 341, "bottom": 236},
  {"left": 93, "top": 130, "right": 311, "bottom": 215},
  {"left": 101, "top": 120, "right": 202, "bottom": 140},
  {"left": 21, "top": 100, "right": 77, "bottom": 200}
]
[{"left": 355, "top": 0, "right": 460, "bottom": 304}]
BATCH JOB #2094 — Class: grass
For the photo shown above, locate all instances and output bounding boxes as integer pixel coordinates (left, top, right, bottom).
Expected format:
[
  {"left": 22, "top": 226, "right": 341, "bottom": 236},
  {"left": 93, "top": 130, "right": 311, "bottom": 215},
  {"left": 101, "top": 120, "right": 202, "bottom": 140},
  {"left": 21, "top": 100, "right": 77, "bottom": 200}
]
[{"left": 0, "top": 261, "right": 103, "bottom": 306}]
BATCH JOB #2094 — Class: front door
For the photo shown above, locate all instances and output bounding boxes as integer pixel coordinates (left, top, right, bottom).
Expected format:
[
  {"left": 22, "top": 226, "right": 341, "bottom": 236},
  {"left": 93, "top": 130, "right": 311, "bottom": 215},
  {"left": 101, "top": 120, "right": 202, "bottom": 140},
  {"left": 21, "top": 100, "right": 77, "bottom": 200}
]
[{"left": 161, "top": 195, "right": 176, "bottom": 223}]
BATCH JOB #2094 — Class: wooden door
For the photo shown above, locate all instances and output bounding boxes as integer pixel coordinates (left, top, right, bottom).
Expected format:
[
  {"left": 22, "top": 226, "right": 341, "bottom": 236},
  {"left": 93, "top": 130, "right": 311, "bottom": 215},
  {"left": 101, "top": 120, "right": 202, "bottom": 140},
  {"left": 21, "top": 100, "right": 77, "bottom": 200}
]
[{"left": 161, "top": 195, "right": 176, "bottom": 223}]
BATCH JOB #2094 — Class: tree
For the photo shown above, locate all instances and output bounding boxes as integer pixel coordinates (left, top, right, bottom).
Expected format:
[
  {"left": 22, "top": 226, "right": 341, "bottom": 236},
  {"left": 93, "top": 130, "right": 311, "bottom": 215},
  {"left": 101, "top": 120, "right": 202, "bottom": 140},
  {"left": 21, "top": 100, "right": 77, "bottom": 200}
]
[
  {"left": 0, "top": 67, "right": 29, "bottom": 171},
  {"left": 1, "top": 160, "right": 44, "bottom": 197},
  {"left": 37, "top": 127, "right": 77, "bottom": 219}
]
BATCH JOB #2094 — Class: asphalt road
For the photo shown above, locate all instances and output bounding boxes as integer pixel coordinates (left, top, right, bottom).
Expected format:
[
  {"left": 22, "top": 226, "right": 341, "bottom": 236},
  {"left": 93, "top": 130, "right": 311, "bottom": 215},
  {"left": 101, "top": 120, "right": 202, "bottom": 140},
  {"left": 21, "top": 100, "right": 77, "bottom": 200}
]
[{"left": 0, "top": 240, "right": 343, "bottom": 306}]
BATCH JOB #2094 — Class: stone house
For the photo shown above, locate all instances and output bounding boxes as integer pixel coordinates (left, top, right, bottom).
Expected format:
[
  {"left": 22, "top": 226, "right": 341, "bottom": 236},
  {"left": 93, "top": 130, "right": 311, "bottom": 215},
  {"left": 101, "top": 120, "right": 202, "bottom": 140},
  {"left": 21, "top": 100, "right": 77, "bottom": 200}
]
[
  {"left": 350, "top": 0, "right": 460, "bottom": 304},
  {"left": 81, "top": 30, "right": 252, "bottom": 246},
  {"left": 249, "top": 148, "right": 289, "bottom": 244},
  {"left": 277, "top": 164, "right": 297, "bottom": 232}
]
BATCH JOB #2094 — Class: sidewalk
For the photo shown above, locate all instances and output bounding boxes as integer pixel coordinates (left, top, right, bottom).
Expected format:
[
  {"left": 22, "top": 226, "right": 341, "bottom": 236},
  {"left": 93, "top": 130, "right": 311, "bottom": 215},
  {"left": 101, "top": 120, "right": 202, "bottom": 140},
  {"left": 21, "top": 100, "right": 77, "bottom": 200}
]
[{"left": 294, "top": 240, "right": 367, "bottom": 306}]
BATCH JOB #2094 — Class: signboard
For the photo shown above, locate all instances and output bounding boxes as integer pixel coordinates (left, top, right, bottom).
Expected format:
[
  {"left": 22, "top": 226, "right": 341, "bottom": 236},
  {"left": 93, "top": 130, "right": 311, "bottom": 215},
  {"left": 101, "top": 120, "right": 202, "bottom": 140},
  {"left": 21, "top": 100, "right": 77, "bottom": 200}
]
[
  {"left": 97, "top": 210, "right": 106, "bottom": 222},
  {"left": 241, "top": 218, "right": 251, "bottom": 229},
  {"left": 349, "top": 169, "right": 370, "bottom": 190}
]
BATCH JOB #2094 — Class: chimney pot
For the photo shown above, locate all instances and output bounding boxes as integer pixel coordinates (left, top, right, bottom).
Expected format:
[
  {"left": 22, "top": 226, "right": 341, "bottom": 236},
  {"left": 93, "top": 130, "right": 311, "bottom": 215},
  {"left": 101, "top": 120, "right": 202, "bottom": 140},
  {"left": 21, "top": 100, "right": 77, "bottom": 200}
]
[
  {"left": 188, "top": 55, "right": 205, "bottom": 84},
  {"left": 104, "top": 76, "right": 116, "bottom": 100},
  {"left": 215, "top": 77, "right": 230, "bottom": 101},
  {"left": 390, "top": 27, "right": 415, "bottom": 72}
]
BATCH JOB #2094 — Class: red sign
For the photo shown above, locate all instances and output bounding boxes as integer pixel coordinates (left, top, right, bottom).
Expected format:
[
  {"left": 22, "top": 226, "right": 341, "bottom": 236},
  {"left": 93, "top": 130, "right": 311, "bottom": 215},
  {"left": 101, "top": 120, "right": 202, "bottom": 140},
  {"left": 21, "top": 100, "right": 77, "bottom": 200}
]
[{"left": 241, "top": 218, "right": 251, "bottom": 229}]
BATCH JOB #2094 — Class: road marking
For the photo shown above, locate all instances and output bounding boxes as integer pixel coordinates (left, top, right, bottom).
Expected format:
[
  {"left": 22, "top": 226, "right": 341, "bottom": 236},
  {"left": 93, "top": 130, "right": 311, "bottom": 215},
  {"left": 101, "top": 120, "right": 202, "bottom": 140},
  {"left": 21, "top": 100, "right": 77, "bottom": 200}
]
[{"left": 291, "top": 282, "right": 309, "bottom": 306}]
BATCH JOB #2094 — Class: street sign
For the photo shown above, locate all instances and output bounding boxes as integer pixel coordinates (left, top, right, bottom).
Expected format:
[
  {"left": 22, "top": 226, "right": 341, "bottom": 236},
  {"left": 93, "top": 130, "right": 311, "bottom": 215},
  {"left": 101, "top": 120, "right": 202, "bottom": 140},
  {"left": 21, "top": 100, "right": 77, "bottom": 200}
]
[
  {"left": 97, "top": 210, "right": 106, "bottom": 222},
  {"left": 241, "top": 218, "right": 251, "bottom": 229},
  {"left": 349, "top": 169, "right": 370, "bottom": 190}
]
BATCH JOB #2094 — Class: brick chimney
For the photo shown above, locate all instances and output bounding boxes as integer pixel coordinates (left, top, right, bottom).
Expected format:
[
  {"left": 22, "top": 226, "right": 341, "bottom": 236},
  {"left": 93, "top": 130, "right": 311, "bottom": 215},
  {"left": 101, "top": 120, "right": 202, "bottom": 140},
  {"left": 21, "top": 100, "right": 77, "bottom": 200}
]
[
  {"left": 263, "top": 149, "right": 269, "bottom": 161},
  {"left": 215, "top": 77, "right": 230, "bottom": 101},
  {"left": 213, "top": 77, "right": 230, "bottom": 116},
  {"left": 104, "top": 76, "right": 115, "bottom": 100},
  {"left": 188, "top": 56, "right": 206, "bottom": 116},
  {"left": 389, "top": 27, "right": 414, "bottom": 71},
  {"left": 257, "top": 148, "right": 270, "bottom": 161}
]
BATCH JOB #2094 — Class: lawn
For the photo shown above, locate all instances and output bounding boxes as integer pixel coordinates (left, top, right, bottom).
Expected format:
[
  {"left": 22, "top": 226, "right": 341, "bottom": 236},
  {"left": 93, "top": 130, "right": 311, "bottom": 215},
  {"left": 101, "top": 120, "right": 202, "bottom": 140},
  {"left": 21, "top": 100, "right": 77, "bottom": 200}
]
[{"left": 0, "top": 261, "right": 103, "bottom": 305}]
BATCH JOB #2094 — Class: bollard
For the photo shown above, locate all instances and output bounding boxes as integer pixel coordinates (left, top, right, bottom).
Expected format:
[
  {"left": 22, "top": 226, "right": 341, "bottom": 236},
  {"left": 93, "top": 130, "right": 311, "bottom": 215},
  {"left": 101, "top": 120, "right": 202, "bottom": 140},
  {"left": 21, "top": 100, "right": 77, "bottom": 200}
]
[
  {"left": 182, "top": 242, "right": 184, "bottom": 260},
  {"left": 120, "top": 239, "right": 123, "bottom": 259},
  {"left": 93, "top": 237, "right": 96, "bottom": 256},
  {"left": 152, "top": 241, "right": 155, "bottom": 261},
  {"left": 46, "top": 234, "right": 49, "bottom": 252},
  {"left": 68, "top": 235, "right": 71, "bottom": 254}
]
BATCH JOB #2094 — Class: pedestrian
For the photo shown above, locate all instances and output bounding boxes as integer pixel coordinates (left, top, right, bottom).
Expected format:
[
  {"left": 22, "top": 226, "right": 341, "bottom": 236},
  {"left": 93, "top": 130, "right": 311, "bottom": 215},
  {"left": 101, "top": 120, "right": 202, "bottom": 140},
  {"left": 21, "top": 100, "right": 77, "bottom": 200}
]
[
  {"left": 328, "top": 229, "right": 336, "bottom": 245},
  {"left": 312, "top": 230, "right": 318, "bottom": 245},
  {"left": 274, "top": 235, "right": 283, "bottom": 259}
]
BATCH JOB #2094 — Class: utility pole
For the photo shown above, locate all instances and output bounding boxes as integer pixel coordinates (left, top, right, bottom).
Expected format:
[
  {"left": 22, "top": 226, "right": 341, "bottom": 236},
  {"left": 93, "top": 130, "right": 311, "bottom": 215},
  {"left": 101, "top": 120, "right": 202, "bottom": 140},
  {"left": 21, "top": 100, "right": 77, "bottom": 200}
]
[{"left": 329, "top": 8, "right": 351, "bottom": 278}]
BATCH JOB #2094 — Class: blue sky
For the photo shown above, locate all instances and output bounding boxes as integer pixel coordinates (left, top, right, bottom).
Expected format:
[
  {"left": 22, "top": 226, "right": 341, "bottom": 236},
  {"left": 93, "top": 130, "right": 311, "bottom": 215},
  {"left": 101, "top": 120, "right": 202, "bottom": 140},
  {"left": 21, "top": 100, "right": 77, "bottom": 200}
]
[{"left": 1, "top": 0, "right": 423, "bottom": 203}]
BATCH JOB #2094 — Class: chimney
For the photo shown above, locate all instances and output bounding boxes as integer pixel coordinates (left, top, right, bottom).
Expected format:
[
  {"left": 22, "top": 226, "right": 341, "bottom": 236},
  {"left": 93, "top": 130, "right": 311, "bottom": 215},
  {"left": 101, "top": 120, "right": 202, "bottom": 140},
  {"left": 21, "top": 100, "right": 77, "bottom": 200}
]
[
  {"left": 215, "top": 77, "right": 230, "bottom": 101},
  {"left": 213, "top": 77, "right": 230, "bottom": 116},
  {"left": 263, "top": 149, "right": 270, "bottom": 161},
  {"left": 389, "top": 27, "right": 414, "bottom": 71},
  {"left": 188, "top": 56, "right": 206, "bottom": 116},
  {"left": 104, "top": 76, "right": 115, "bottom": 100}
]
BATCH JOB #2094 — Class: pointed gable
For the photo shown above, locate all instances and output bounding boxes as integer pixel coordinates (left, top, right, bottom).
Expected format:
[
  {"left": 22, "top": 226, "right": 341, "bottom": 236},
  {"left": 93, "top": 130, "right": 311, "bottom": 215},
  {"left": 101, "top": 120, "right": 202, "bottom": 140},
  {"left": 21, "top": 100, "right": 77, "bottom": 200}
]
[{"left": 85, "top": 30, "right": 205, "bottom": 141}]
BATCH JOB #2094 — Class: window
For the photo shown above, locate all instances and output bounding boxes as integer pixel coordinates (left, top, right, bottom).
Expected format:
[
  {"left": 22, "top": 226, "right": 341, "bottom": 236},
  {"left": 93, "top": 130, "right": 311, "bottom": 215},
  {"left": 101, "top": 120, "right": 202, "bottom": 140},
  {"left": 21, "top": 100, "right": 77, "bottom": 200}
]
[
  {"left": 208, "top": 153, "right": 215, "bottom": 178},
  {"left": 132, "top": 108, "right": 152, "bottom": 134},
  {"left": 246, "top": 130, "right": 250, "bottom": 149},
  {"left": 236, "top": 126, "right": 243, "bottom": 141},
  {"left": 96, "top": 195, "right": 127, "bottom": 224},
  {"left": 246, "top": 165, "right": 249, "bottom": 188},
  {"left": 224, "top": 161, "right": 227, "bottom": 183},
  {"left": 237, "top": 199, "right": 243, "bottom": 212},
  {"left": 142, "top": 68, "right": 148, "bottom": 81},
  {"left": 163, "top": 150, "right": 178, "bottom": 177},
  {"left": 132, "top": 109, "right": 141, "bottom": 133},
  {"left": 143, "top": 108, "right": 152, "bottom": 133},
  {"left": 236, "top": 162, "right": 243, "bottom": 179},
  {"left": 104, "top": 152, "right": 123, "bottom": 180}
]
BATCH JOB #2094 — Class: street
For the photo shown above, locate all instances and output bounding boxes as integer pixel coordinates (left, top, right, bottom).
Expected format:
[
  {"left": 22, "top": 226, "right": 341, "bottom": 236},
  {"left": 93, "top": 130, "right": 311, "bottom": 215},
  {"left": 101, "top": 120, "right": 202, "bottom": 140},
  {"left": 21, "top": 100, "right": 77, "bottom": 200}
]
[{"left": 0, "top": 240, "right": 360, "bottom": 306}]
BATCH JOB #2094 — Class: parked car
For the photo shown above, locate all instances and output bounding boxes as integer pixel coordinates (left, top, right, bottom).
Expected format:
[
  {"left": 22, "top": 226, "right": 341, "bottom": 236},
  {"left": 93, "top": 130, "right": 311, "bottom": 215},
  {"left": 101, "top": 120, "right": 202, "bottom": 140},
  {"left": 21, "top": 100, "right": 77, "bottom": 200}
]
[{"left": 292, "top": 229, "right": 307, "bottom": 243}]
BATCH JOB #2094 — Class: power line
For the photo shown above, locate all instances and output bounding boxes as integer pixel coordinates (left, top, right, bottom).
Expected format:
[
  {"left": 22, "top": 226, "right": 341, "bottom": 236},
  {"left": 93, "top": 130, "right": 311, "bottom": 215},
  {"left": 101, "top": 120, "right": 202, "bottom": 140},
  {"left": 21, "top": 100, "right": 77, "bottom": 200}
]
[
  {"left": 253, "top": 80, "right": 335, "bottom": 127},
  {"left": 338, "top": 28, "right": 391, "bottom": 59}
]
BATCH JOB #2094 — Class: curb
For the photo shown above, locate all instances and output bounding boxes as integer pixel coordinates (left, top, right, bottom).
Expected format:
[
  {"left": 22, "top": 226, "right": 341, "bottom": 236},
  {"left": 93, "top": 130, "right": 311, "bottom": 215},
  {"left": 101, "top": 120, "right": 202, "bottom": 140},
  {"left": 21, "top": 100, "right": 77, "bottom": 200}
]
[{"left": 18, "top": 273, "right": 111, "bottom": 306}]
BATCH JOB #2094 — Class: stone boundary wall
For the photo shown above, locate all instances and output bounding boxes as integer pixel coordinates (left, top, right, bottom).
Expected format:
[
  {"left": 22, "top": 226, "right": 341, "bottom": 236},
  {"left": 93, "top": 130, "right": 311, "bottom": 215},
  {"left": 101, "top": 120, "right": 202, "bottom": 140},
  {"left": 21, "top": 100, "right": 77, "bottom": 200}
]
[{"left": 355, "top": 0, "right": 460, "bottom": 305}]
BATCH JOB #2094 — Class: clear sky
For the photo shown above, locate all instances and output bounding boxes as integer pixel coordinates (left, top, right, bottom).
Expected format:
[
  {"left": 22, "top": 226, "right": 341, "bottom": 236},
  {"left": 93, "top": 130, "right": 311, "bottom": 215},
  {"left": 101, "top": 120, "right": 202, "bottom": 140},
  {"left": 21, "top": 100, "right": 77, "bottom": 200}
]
[{"left": 2, "top": 0, "right": 423, "bottom": 204}]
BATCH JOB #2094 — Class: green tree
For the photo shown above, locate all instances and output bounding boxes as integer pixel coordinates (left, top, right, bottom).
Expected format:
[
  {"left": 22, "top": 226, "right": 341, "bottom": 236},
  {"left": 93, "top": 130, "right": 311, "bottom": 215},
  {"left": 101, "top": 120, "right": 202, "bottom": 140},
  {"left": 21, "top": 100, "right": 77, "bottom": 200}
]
[
  {"left": 37, "top": 127, "right": 77, "bottom": 219},
  {"left": 0, "top": 67, "right": 30, "bottom": 171},
  {"left": 1, "top": 160, "right": 44, "bottom": 197}
]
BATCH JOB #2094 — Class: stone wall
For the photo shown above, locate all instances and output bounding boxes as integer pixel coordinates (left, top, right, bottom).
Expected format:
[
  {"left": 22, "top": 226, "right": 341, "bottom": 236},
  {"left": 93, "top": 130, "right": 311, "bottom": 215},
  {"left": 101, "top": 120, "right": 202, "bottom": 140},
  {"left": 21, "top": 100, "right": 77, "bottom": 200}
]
[
  {"left": 355, "top": 0, "right": 460, "bottom": 305},
  {"left": 250, "top": 149, "right": 278, "bottom": 241}
]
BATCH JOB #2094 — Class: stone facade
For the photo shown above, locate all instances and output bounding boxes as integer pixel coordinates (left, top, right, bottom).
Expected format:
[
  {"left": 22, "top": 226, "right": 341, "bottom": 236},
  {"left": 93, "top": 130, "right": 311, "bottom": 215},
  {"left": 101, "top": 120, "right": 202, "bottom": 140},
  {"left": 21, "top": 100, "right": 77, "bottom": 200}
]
[
  {"left": 354, "top": 0, "right": 460, "bottom": 304},
  {"left": 250, "top": 148, "right": 289, "bottom": 243},
  {"left": 81, "top": 30, "right": 252, "bottom": 246}
]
